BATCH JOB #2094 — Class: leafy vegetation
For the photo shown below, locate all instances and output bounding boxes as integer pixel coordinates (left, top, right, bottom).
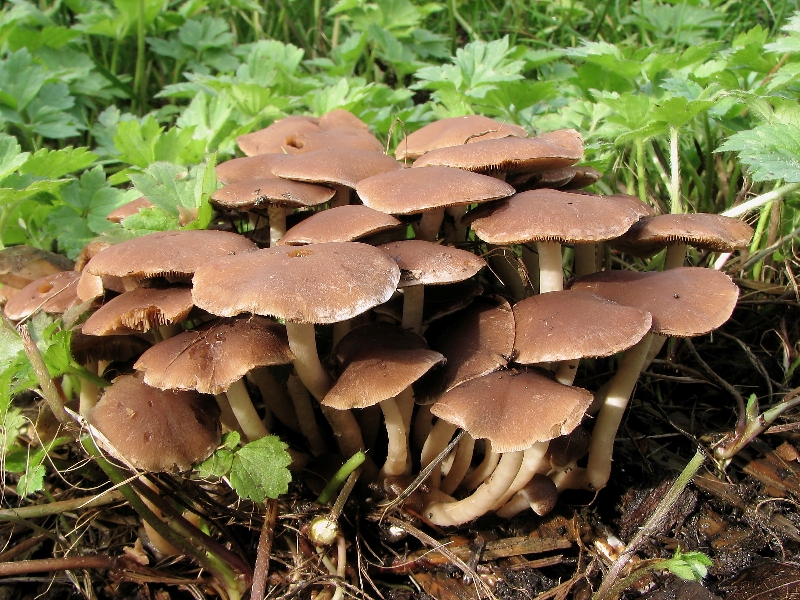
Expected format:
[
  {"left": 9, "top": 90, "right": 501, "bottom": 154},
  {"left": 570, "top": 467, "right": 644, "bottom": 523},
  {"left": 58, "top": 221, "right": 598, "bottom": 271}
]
[{"left": 2, "top": 0, "right": 800, "bottom": 597}]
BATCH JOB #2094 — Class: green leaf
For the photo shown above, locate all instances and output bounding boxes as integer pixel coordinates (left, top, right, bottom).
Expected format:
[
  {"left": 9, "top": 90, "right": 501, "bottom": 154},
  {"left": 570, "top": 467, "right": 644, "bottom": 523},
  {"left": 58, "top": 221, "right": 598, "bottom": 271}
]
[
  {"left": 663, "top": 548, "right": 713, "bottom": 581},
  {"left": 716, "top": 123, "right": 800, "bottom": 182},
  {"left": 198, "top": 447, "right": 235, "bottom": 478},
  {"left": 17, "top": 463, "right": 45, "bottom": 496},
  {"left": 129, "top": 162, "right": 186, "bottom": 216},
  {"left": 120, "top": 206, "right": 179, "bottom": 234},
  {"left": 0, "top": 48, "right": 46, "bottom": 111},
  {"left": 1, "top": 409, "right": 26, "bottom": 457},
  {"left": 19, "top": 147, "right": 98, "bottom": 179},
  {"left": 0, "top": 134, "right": 29, "bottom": 183},
  {"left": 229, "top": 436, "right": 292, "bottom": 502}
]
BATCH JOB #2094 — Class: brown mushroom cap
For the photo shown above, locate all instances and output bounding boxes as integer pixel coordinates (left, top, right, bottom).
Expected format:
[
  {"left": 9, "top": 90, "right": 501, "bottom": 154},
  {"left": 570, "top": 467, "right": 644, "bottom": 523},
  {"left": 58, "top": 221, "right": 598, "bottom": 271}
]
[
  {"left": 82, "top": 287, "right": 195, "bottom": 336},
  {"left": 278, "top": 205, "right": 403, "bottom": 245},
  {"left": 106, "top": 197, "right": 154, "bottom": 224},
  {"left": 71, "top": 331, "right": 151, "bottom": 365},
  {"left": 4, "top": 271, "right": 81, "bottom": 321},
  {"left": 211, "top": 177, "right": 335, "bottom": 210},
  {"left": 512, "top": 289, "right": 653, "bottom": 363},
  {"left": 90, "top": 372, "right": 221, "bottom": 472},
  {"left": 216, "top": 153, "right": 291, "bottom": 185},
  {"left": 357, "top": 166, "right": 515, "bottom": 215},
  {"left": 378, "top": 240, "right": 486, "bottom": 288},
  {"left": 613, "top": 213, "right": 755, "bottom": 257},
  {"left": 237, "top": 116, "right": 320, "bottom": 156},
  {"left": 134, "top": 316, "right": 294, "bottom": 395},
  {"left": 0, "top": 245, "right": 74, "bottom": 290},
  {"left": 191, "top": 242, "right": 401, "bottom": 324},
  {"left": 411, "top": 134, "right": 583, "bottom": 175},
  {"left": 570, "top": 267, "right": 740, "bottom": 337},
  {"left": 322, "top": 322, "right": 445, "bottom": 409},
  {"left": 79, "top": 230, "right": 257, "bottom": 286},
  {"left": 395, "top": 115, "right": 528, "bottom": 161},
  {"left": 418, "top": 295, "right": 515, "bottom": 401},
  {"left": 467, "top": 189, "right": 641, "bottom": 245},
  {"left": 272, "top": 148, "right": 403, "bottom": 189},
  {"left": 430, "top": 369, "right": 593, "bottom": 452}
]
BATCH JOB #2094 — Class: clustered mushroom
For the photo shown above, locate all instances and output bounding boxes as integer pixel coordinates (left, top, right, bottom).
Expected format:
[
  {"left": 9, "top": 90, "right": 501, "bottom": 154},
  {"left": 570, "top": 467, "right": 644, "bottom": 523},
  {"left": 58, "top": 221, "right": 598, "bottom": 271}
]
[{"left": 6, "top": 108, "right": 755, "bottom": 539}]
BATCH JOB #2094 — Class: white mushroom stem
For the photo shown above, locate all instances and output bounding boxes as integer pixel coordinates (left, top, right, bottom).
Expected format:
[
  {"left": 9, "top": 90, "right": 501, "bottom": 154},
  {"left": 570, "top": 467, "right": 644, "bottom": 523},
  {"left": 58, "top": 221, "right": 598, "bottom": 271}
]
[
  {"left": 213, "top": 393, "right": 245, "bottom": 437},
  {"left": 79, "top": 359, "right": 101, "bottom": 419},
  {"left": 440, "top": 433, "right": 475, "bottom": 495},
  {"left": 412, "top": 404, "right": 434, "bottom": 451},
  {"left": 416, "top": 207, "right": 445, "bottom": 242},
  {"left": 395, "top": 386, "right": 415, "bottom": 434},
  {"left": 248, "top": 368, "right": 300, "bottom": 433},
  {"left": 224, "top": 377, "right": 270, "bottom": 442},
  {"left": 463, "top": 440, "right": 500, "bottom": 491},
  {"left": 555, "top": 359, "right": 580, "bottom": 386},
  {"left": 285, "top": 322, "right": 333, "bottom": 402},
  {"left": 664, "top": 242, "right": 688, "bottom": 270},
  {"left": 401, "top": 285, "right": 424, "bottom": 334},
  {"left": 285, "top": 322, "right": 367, "bottom": 460},
  {"left": 379, "top": 397, "right": 409, "bottom": 477},
  {"left": 537, "top": 241, "right": 564, "bottom": 294},
  {"left": 573, "top": 243, "right": 598, "bottom": 278},
  {"left": 268, "top": 205, "right": 287, "bottom": 247},
  {"left": 286, "top": 374, "right": 327, "bottom": 456},
  {"left": 490, "top": 441, "right": 549, "bottom": 511},
  {"left": 585, "top": 333, "right": 653, "bottom": 491},
  {"left": 140, "top": 478, "right": 179, "bottom": 556},
  {"left": 424, "top": 450, "right": 524, "bottom": 527},
  {"left": 420, "top": 419, "right": 458, "bottom": 487}
]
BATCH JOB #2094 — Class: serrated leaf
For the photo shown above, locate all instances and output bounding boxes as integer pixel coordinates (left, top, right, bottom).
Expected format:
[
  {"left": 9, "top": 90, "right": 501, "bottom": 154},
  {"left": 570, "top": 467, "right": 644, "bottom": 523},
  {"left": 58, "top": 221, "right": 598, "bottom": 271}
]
[
  {"left": 0, "top": 134, "right": 29, "bottom": 182},
  {"left": 717, "top": 123, "right": 800, "bottom": 182},
  {"left": 229, "top": 436, "right": 292, "bottom": 502},
  {"left": 16, "top": 463, "right": 45, "bottom": 496},
  {"left": 19, "top": 147, "right": 97, "bottom": 179},
  {"left": 0, "top": 48, "right": 46, "bottom": 111},
  {"left": 128, "top": 162, "right": 186, "bottom": 216},
  {"left": 120, "top": 206, "right": 180, "bottom": 234},
  {"left": 1, "top": 409, "right": 26, "bottom": 457},
  {"left": 198, "top": 447, "right": 235, "bottom": 478}
]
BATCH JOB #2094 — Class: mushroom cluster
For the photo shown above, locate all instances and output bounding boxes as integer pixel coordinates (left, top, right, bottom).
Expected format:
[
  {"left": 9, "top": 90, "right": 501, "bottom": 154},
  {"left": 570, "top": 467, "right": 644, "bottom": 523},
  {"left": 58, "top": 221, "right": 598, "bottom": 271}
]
[{"left": 4, "top": 109, "right": 755, "bottom": 529}]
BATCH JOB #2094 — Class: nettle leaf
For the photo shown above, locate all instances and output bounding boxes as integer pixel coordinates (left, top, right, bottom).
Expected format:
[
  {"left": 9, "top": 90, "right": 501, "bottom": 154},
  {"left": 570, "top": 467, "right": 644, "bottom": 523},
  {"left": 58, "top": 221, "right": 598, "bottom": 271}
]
[
  {"left": 197, "top": 432, "right": 240, "bottom": 479},
  {"left": 717, "top": 123, "right": 800, "bottom": 183},
  {"left": 27, "top": 83, "right": 84, "bottom": 139},
  {"left": 129, "top": 162, "right": 186, "bottom": 217},
  {"left": 1, "top": 408, "right": 26, "bottom": 458},
  {"left": 0, "top": 48, "right": 46, "bottom": 111},
  {"left": 19, "top": 147, "right": 97, "bottom": 179},
  {"left": 649, "top": 96, "right": 716, "bottom": 128},
  {"left": 16, "top": 463, "right": 45, "bottom": 496},
  {"left": 229, "top": 436, "right": 292, "bottom": 502},
  {"left": 0, "top": 134, "right": 29, "bottom": 182}
]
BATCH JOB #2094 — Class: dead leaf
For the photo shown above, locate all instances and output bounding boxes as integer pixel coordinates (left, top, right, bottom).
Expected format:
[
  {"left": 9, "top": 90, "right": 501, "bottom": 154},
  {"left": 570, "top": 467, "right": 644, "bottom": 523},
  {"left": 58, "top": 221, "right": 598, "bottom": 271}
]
[{"left": 722, "top": 561, "right": 800, "bottom": 600}]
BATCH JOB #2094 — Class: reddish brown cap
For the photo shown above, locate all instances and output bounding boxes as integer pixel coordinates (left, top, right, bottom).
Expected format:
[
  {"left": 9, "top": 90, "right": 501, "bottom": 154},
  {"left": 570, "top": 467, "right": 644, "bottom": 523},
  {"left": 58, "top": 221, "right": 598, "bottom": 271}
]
[
  {"left": 395, "top": 115, "right": 527, "bottom": 161},
  {"left": 570, "top": 267, "right": 740, "bottom": 337},
  {"left": 216, "top": 153, "right": 291, "bottom": 185},
  {"left": 278, "top": 205, "right": 402, "bottom": 245},
  {"left": 323, "top": 322, "right": 445, "bottom": 409},
  {"left": 4, "top": 271, "right": 81, "bottom": 321},
  {"left": 418, "top": 295, "right": 515, "bottom": 401},
  {"left": 467, "top": 189, "right": 640, "bottom": 245},
  {"left": 135, "top": 316, "right": 293, "bottom": 395},
  {"left": 237, "top": 115, "right": 320, "bottom": 156},
  {"left": 91, "top": 372, "right": 221, "bottom": 472},
  {"left": 512, "top": 289, "right": 652, "bottom": 363},
  {"left": 192, "top": 242, "right": 401, "bottom": 324},
  {"left": 613, "top": 213, "right": 755, "bottom": 257},
  {"left": 106, "top": 197, "right": 154, "bottom": 224},
  {"left": 411, "top": 134, "right": 583, "bottom": 175},
  {"left": 272, "top": 148, "right": 403, "bottom": 189},
  {"left": 378, "top": 240, "right": 486, "bottom": 288},
  {"left": 211, "top": 177, "right": 335, "bottom": 210},
  {"left": 357, "top": 166, "right": 515, "bottom": 215},
  {"left": 82, "top": 287, "right": 195, "bottom": 335},
  {"left": 430, "top": 369, "right": 592, "bottom": 452}
]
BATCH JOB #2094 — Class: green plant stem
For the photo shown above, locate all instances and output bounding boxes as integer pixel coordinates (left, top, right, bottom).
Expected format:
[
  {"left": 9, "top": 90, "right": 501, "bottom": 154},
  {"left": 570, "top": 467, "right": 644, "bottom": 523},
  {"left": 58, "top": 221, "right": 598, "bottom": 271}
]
[
  {"left": 0, "top": 491, "right": 125, "bottom": 521},
  {"left": 134, "top": 0, "right": 146, "bottom": 114},
  {"left": 317, "top": 451, "right": 365, "bottom": 505},
  {"left": 594, "top": 449, "right": 706, "bottom": 600},
  {"left": 83, "top": 438, "right": 250, "bottom": 600},
  {"left": 722, "top": 181, "right": 800, "bottom": 218},
  {"left": 749, "top": 198, "right": 773, "bottom": 280},
  {"left": 635, "top": 137, "right": 647, "bottom": 204},
  {"left": 19, "top": 322, "right": 68, "bottom": 425}
]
